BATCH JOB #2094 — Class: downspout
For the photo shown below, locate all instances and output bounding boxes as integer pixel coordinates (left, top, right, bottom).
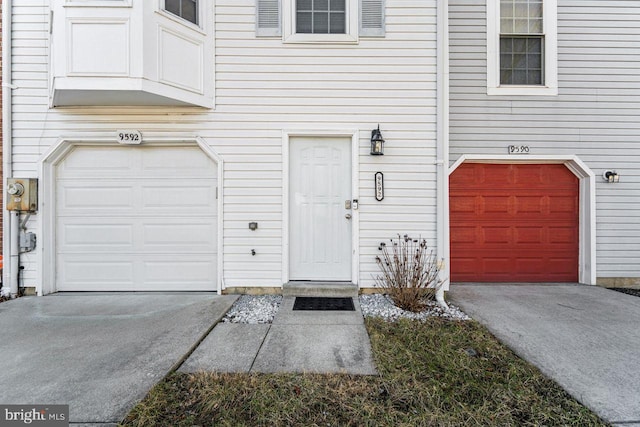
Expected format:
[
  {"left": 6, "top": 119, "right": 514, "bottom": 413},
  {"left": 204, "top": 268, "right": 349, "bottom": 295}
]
[
  {"left": 435, "top": 0, "right": 450, "bottom": 309},
  {"left": 1, "top": 0, "right": 14, "bottom": 297}
]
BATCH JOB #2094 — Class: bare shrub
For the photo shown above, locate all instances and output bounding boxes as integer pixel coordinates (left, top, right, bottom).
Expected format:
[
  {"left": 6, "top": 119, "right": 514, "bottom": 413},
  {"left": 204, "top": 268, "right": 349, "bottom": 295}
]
[{"left": 374, "top": 234, "right": 442, "bottom": 312}]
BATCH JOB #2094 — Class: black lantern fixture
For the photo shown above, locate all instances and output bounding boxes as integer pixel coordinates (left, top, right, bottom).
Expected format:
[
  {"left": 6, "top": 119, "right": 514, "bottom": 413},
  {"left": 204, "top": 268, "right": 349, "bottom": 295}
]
[{"left": 370, "top": 125, "right": 385, "bottom": 155}]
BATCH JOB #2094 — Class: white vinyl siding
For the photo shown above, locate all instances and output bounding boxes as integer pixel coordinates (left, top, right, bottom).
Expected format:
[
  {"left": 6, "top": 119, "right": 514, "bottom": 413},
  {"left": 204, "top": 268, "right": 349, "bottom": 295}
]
[
  {"left": 11, "top": 0, "right": 437, "bottom": 290},
  {"left": 449, "top": 0, "right": 640, "bottom": 280}
]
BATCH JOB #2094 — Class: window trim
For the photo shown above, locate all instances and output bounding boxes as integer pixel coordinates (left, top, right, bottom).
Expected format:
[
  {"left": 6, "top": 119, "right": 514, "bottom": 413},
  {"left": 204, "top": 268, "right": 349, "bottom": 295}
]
[
  {"left": 487, "top": 0, "right": 558, "bottom": 96},
  {"left": 282, "top": 0, "right": 359, "bottom": 44}
]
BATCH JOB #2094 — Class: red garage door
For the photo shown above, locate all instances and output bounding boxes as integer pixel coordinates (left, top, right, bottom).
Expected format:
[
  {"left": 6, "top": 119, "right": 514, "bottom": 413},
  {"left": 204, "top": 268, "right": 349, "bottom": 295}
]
[{"left": 450, "top": 163, "right": 579, "bottom": 282}]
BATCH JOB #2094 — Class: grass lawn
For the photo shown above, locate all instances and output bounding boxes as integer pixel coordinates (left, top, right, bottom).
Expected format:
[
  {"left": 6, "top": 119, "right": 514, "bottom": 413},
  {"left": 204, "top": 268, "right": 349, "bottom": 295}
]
[{"left": 123, "top": 318, "right": 606, "bottom": 426}]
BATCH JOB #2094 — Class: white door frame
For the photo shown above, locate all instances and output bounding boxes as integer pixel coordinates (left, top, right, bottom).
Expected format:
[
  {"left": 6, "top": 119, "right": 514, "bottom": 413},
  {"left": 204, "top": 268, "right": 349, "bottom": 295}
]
[
  {"left": 37, "top": 135, "right": 224, "bottom": 295},
  {"left": 282, "top": 130, "right": 360, "bottom": 285},
  {"left": 447, "top": 154, "right": 596, "bottom": 285}
]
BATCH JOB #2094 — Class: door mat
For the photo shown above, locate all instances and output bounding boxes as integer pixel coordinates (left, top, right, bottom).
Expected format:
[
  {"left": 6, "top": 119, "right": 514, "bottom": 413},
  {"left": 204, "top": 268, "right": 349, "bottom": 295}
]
[{"left": 293, "top": 297, "right": 355, "bottom": 311}]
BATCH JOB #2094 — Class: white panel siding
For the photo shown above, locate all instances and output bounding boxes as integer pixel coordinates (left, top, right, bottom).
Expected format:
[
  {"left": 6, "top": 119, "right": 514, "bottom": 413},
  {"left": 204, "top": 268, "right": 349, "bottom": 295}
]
[
  {"left": 10, "top": 0, "right": 438, "bottom": 289},
  {"left": 449, "top": 0, "right": 640, "bottom": 279}
]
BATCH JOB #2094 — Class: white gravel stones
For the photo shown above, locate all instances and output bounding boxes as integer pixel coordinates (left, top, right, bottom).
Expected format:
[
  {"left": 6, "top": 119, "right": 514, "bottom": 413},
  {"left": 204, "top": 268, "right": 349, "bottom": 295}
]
[
  {"left": 359, "top": 294, "right": 471, "bottom": 321},
  {"left": 222, "top": 295, "right": 282, "bottom": 324},
  {"left": 221, "top": 294, "right": 470, "bottom": 324}
]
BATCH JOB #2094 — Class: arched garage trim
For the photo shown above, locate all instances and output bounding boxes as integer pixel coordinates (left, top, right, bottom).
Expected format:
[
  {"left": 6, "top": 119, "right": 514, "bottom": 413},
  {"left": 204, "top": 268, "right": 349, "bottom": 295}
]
[
  {"left": 37, "top": 136, "right": 224, "bottom": 295},
  {"left": 448, "top": 155, "right": 596, "bottom": 285}
]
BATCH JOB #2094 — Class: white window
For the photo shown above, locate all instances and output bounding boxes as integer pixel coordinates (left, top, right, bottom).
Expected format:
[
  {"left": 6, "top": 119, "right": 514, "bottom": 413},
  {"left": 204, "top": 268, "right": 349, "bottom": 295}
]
[
  {"left": 164, "top": 0, "right": 198, "bottom": 25},
  {"left": 256, "top": 0, "right": 385, "bottom": 42},
  {"left": 487, "top": 0, "right": 557, "bottom": 96},
  {"left": 283, "top": 0, "right": 357, "bottom": 42}
]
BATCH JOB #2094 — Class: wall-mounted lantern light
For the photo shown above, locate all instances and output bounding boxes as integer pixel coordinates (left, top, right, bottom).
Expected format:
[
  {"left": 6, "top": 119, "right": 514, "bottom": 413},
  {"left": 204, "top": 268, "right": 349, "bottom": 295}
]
[
  {"left": 603, "top": 170, "right": 620, "bottom": 183},
  {"left": 370, "top": 125, "right": 385, "bottom": 155}
]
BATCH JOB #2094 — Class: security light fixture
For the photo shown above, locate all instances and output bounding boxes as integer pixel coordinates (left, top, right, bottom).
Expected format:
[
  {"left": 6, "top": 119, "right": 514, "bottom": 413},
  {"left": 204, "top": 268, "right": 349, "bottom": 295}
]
[
  {"left": 603, "top": 170, "right": 620, "bottom": 183},
  {"left": 370, "top": 125, "right": 385, "bottom": 155}
]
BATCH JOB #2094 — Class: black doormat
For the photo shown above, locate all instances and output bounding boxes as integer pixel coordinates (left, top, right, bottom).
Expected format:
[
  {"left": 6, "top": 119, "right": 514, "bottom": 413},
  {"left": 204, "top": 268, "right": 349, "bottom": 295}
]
[{"left": 293, "top": 297, "right": 355, "bottom": 311}]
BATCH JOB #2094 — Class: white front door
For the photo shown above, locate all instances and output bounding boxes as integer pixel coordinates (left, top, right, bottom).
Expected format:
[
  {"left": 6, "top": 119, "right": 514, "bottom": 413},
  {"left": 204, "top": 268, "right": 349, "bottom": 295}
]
[{"left": 290, "top": 137, "right": 352, "bottom": 280}]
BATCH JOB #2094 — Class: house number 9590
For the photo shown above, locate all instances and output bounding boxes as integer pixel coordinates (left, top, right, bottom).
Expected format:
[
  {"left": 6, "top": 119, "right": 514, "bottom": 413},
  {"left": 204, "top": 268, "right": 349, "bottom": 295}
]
[
  {"left": 117, "top": 130, "right": 142, "bottom": 145},
  {"left": 508, "top": 145, "right": 530, "bottom": 154}
]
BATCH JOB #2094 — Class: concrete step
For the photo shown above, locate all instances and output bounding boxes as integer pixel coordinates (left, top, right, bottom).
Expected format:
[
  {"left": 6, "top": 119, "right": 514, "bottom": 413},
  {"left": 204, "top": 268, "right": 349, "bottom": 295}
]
[{"left": 282, "top": 281, "right": 358, "bottom": 298}]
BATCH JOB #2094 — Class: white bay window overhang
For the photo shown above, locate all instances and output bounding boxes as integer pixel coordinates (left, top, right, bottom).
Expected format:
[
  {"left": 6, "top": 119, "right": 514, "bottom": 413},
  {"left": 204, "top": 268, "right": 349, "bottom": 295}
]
[{"left": 50, "top": 0, "right": 213, "bottom": 108}]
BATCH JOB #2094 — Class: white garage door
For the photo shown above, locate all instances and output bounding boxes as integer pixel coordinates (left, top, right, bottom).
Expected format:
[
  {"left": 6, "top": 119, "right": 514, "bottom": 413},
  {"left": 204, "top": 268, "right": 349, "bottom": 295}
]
[{"left": 56, "top": 145, "right": 218, "bottom": 291}]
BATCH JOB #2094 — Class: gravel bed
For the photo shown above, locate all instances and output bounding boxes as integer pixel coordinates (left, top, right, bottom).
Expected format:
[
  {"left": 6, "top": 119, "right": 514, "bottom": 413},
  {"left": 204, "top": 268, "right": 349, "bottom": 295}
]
[
  {"left": 222, "top": 295, "right": 282, "bottom": 324},
  {"left": 359, "top": 294, "right": 471, "bottom": 321},
  {"left": 609, "top": 288, "right": 640, "bottom": 298},
  {"left": 221, "top": 294, "right": 470, "bottom": 324}
]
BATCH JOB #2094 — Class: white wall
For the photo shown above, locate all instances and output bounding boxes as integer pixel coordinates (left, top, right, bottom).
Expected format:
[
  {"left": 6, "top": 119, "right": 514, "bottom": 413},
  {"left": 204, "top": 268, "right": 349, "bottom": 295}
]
[
  {"left": 449, "top": 0, "right": 640, "bottom": 280},
  {"left": 10, "top": 0, "right": 439, "bottom": 289}
]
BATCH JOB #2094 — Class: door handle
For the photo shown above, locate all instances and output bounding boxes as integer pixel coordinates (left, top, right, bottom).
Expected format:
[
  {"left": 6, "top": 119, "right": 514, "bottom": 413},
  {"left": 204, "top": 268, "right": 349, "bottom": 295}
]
[{"left": 345, "top": 213, "right": 352, "bottom": 219}]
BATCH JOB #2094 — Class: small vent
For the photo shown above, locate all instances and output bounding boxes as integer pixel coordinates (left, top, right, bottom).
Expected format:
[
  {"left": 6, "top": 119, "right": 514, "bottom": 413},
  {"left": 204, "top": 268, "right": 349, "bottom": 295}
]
[
  {"left": 293, "top": 297, "right": 355, "bottom": 311},
  {"left": 360, "top": 0, "right": 385, "bottom": 37},
  {"left": 257, "top": 0, "right": 281, "bottom": 37}
]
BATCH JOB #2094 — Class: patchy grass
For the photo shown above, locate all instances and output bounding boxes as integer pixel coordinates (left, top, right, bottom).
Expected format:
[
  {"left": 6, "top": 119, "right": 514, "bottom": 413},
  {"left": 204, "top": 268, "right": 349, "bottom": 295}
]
[{"left": 122, "top": 318, "right": 606, "bottom": 426}]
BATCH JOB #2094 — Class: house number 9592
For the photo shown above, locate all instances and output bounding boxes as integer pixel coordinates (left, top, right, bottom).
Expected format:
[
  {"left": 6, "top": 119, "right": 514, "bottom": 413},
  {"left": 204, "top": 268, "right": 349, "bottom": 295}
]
[
  {"left": 117, "top": 130, "right": 142, "bottom": 145},
  {"left": 508, "top": 145, "right": 530, "bottom": 154}
]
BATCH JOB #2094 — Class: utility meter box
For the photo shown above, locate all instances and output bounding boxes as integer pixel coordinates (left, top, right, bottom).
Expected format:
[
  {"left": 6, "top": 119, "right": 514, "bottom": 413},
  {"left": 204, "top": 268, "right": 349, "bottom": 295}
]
[{"left": 7, "top": 178, "right": 38, "bottom": 212}]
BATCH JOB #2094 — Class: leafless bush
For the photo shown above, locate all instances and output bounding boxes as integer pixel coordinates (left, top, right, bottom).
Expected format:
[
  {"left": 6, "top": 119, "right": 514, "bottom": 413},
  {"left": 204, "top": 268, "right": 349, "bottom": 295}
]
[{"left": 374, "top": 234, "right": 442, "bottom": 312}]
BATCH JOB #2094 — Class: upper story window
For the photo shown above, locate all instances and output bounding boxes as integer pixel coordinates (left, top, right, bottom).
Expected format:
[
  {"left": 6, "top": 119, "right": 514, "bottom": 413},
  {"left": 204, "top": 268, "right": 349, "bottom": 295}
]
[
  {"left": 487, "top": 0, "right": 557, "bottom": 96},
  {"left": 256, "top": 0, "right": 385, "bottom": 43},
  {"left": 297, "top": 0, "right": 346, "bottom": 34},
  {"left": 164, "top": 0, "right": 198, "bottom": 25}
]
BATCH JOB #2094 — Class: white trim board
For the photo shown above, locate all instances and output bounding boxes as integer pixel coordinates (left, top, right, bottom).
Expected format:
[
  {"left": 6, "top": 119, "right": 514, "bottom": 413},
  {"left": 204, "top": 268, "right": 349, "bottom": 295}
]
[
  {"left": 447, "top": 155, "right": 596, "bottom": 286},
  {"left": 38, "top": 135, "right": 224, "bottom": 295}
]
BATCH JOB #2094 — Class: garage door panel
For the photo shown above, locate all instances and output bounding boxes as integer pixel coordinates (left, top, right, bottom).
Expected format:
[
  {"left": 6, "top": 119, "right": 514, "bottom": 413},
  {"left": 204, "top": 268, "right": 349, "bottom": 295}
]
[
  {"left": 141, "top": 183, "right": 216, "bottom": 212},
  {"left": 514, "top": 196, "right": 544, "bottom": 214},
  {"left": 141, "top": 146, "right": 216, "bottom": 177},
  {"left": 483, "top": 227, "right": 511, "bottom": 243},
  {"left": 450, "top": 196, "right": 476, "bottom": 213},
  {"left": 142, "top": 221, "right": 217, "bottom": 251},
  {"left": 548, "top": 226, "right": 577, "bottom": 244},
  {"left": 143, "top": 258, "right": 216, "bottom": 285},
  {"left": 483, "top": 196, "right": 510, "bottom": 213},
  {"left": 450, "top": 163, "right": 578, "bottom": 282},
  {"left": 514, "top": 227, "right": 543, "bottom": 244},
  {"left": 451, "top": 226, "right": 476, "bottom": 244},
  {"left": 56, "top": 145, "right": 218, "bottom": 291},
  {"left": 58, "top": 147, "right": 135, "bottom": 178},
  {"left": 58, "top": 258, "right": 135, "bottom": 289},
  {"left": 548, "top": 196, "right": 577, "bottom": 213},
  {"left": 59, "top": 185, "right": 135, "bottom": 212},
  {"left": 59, "top": 221, "right": 134, "bottom": 250}
]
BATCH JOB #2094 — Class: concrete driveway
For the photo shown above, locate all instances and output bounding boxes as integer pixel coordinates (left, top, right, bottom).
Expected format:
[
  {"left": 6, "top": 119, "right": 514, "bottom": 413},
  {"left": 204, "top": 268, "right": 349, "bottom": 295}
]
[
  {"left": 0, "top": 293, "right": 237, "bottom": 426},
  {"left": 449, "top": 284, "right": 640, "bottom": 427}
]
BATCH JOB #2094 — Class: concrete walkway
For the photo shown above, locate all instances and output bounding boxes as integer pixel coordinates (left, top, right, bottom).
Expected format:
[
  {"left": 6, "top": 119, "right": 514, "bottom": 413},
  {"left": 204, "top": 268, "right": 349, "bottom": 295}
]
[
  {"left": 449, "top": 284, "right": 640, "bottom": 427},
  {"left": 0, "top": 293, "right": 238, "bottom": 426},
  {"left": 180, "top": 296, "right": 377, "bottom": 375}
]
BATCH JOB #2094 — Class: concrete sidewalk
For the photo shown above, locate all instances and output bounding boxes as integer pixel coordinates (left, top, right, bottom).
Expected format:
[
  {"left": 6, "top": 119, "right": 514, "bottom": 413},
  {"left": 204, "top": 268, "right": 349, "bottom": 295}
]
[
  {"left": 0, "top": 293, "right": 237, "bottom": 426},
  {"left": 180, "top": 296, "right": 377, "bottom": 375},
  {"left": 449, "top": 284, "right": 640, "bottom": 427}
]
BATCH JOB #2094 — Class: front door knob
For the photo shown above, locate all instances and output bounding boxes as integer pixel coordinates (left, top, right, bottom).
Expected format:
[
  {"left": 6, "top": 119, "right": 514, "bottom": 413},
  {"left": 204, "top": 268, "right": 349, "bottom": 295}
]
[{"left": 345, "top": 213, "right": 352, "bottom": 219}]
